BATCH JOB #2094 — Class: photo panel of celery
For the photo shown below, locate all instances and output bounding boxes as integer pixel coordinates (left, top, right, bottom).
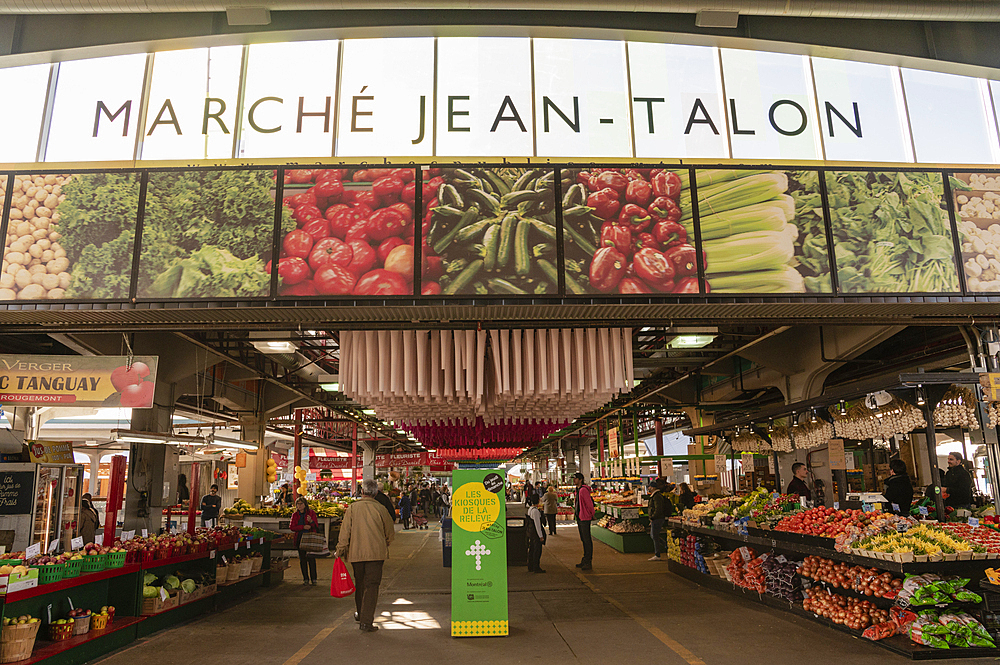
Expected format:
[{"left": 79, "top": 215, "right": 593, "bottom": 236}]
[
  {"left": 949, "top": 172, "right": 1000, "bottom": 293},
  {"left": 696, "top": 169, "right": 831, "bottom": 293},
  {"left": 826, "top": 171, "right": 960, "bottom": 293}
]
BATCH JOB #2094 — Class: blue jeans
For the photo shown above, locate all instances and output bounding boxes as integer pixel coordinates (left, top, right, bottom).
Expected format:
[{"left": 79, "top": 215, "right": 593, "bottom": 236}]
[{"left": 650, "top": 518, "right": 665, "bottom": 555}]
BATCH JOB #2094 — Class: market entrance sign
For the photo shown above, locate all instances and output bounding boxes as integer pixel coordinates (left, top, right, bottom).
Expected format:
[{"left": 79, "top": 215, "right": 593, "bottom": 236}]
[
  {"left": 0, "top": 355, "right": 158, "bottom": 408},
  {"left": 2, "top": 32, "right": 1000, "bottom": 165},
  {"left": 451, "top": 469, "right": 508, "bottom": 637}
]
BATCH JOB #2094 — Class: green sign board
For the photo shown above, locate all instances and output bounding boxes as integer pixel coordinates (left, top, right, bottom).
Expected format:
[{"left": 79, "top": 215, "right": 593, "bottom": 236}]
[{"left": 451, "top": 469, "right": 508, "bottom": 637}]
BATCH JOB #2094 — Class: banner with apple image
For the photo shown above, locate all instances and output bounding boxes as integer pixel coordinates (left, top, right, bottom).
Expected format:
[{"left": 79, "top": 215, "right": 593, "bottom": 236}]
[{"left": 0, "top": 354, "right": 158, "bottom": 408}]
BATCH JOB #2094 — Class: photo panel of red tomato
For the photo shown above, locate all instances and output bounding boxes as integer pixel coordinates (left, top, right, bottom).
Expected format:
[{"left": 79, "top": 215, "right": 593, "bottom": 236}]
[
  {"left": 276, "top": 168, "right": 416, "bottom": 296},
  {"left": 421, "top": 167, "right": 558, "bottom": 296},
  {"left": 138, "top": 169, "right": 277, "bottom": 299},
  {"left": 561, "top": 167, "right": 698, "bottom": 294},
  {"left": 1, "top": 172, "right": 140, "bottom": 302}
]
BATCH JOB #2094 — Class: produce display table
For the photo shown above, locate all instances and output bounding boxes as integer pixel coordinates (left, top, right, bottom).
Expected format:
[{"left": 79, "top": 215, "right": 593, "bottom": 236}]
[
  {"left": 591, "top": 524, "right": 654, "bottom": 554},
  {"left": 240, "top": 515, "right": 340, "bottom": 551},
  {"left": 668, "top": 522, "right": 1000, "bottom": 660},
  {"left": 13, "top": 616, "right": 146, "bottom": 665}
]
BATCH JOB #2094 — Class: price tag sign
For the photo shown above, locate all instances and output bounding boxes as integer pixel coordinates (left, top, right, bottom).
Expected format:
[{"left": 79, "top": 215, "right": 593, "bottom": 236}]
[
  {"left": 210, "top": 550, "right": 216, "bottom": 559},
  {"left": 159, "top": 587, "right": 168, "bottom": 601},
  {"left": 122, "top": 530, "right": 135, "bottom": 541},
  {"left": 70, "top": 537, "right": 83, "bottom": 550},
  {"left": 25, "top": 543, "right": 40, "bottom": 559},
  {"left": 95, "top": 534, "right": 104, "bottom": 546},
  {"left": 834, "top": 502, "right": 840, "bottom": 510},
  {"left": 739, "top": 546, "right": 751, "bottom": 561},
  {"left": 970, "top": 517, "right": 980, "bottom": 527},
  {"left": 46, "top": 604, "right": 52, "bottom": 624},
  {"left": 919, "top": 506, "right": 929, "bottom": 516},
  {"left": 222, "top": 555, "right": 228, "bottom": 564},
  {"left": 141, "top": 529, "right": 148, "bottom": 538},
  {"left": 891, "top": 504, "right": 900, "bottom": 513},
  {"left": 800, "top": 496, "right": 807, "bottom": 508},
  {"left": 862, "top": 503, "right": 872, "bottom": 513},
  {"left": 776, "top": 555, "right": 788, "bottom": 564},
  {"left": 47, "top": 539, "right": 58, "bottom": 554},
  {"left": 67, "top": 597, "right": 75, "bottom": 611},
  {"left": 259, "top": 538, "right": 264, "bottom": 545}
]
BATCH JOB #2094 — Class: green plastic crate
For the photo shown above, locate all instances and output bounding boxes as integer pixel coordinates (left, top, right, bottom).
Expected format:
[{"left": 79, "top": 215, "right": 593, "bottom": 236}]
[
  {"left": 63, "top": 557, "right": 84, "bottom": 578},
  {"left": 105, "top": 551, "right": 126, "bottom": 568},
  {"left": 33, "top": 562, "right": 65, "bottom": 584},
  {"left": 81, "top": 554, "right": 106, "bottom": 573}
]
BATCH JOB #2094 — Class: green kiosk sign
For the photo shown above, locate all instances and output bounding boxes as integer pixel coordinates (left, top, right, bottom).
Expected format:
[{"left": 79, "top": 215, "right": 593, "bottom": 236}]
[{"left": 451, "top": 469, "right": 508, "bottom": 637}]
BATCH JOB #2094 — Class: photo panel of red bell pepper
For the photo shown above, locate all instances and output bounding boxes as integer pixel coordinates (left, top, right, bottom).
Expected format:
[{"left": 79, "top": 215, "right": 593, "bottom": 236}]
[
  {"left": 274, "top": 167, "right": 416, "bottom": 297},
  {"left": 561, "top": 167, "right": 698, "bottom": 294},
  {"left": 421, "top": 167, "right": 559, "bottom": 296},
  {"left": 694, "top": 169, "right": 827, "bottom": 293}
]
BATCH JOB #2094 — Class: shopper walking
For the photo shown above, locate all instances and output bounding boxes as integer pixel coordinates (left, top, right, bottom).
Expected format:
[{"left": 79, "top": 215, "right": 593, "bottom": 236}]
[
  {"left": 542, "top": 485, "right": 559, "bottom": 536},
  {"left": 431, "top": 486, "right": 441, "bottom": 517},
  {"left": 79, "top": 493, "right": 100, "bottom": 544},
  {"left": 573, "top": 472, "right": 594, "bottom": 570},
  {"left": 943, "top": 451, "right": 974, "bottom": 511},
  {"left": 336, "top": 479, "right": 396, "bottom": 633},
  {"left": 290, "top": 497, "right": 320, "bottom": 585},
  {"left": 524, "top": 480, "right": 537, "bottom": 506},
  {"left": 646, "top": 479, "right": 673, "bottom": 560},
  {"left": 399, "top": 492, "right": 412, "bottom": 529},
  {"left": 200, "top": 484, "right": 222, "bottom": 527},
  {"left": 526, "top": 495, "right": 547, "bottom": 573},
  {"left": 375, "top": 487, "right": 397, "bottom": 523},
  {"left": 419, "top": 483, "right": 432, "bottom": 514}
]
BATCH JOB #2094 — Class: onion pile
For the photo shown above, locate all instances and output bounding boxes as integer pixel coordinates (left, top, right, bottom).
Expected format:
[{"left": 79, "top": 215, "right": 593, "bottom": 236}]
[
  {"left": 802, "top": 588, "right": 890, "bottom": 630},
  {"left": 799, "top": 556, "right": 903, "bottom": 598}
]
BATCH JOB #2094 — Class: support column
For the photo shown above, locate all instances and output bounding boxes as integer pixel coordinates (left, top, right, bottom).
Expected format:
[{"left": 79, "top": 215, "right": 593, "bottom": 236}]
[
  {"left": 362, "top": 439, "right": 376, "bottom": 484},
  {"left": 293, "top": 409, "right": 303, "bottom": 497},
  {"left": 578, "top": 443, "right": 592, "bottom": 483},
  {"left": 923, "top": 403, "right": 947, "bottom": 520},
  {"left": 187, "top": 462, "right": 200, "bottom": 535},
  {"left": 351, "top": 422, "right": 358, "bottom": 495},
  {"left": 655, "top": 419, "right": 664, "bottom": 457},
  {"left": 123, "top": 390, "right": 173, "bottom": 534},
  {"left": 238, "top": 416, "right": 266, "bottom": 506}
]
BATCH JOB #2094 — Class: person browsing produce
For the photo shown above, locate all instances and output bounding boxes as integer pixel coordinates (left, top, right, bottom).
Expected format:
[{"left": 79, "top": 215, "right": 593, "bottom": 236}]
[
  {"left": 526, "top": 495, "right": 547, "bottom": 573},
  {"left": 882, "top": 459, "right": 914, "bottom": 515},
  {"left": 573, "top": 472, "right": 595, "bottom": 571},
  {"left": 542, "top": 485, "right": 559, "bottom": 536},
  {"left": 943, "top": 451, "right": 974, "bottom": 510},
  {"left": 647, "top": 479, "right": 673, "bottom": 561},
  {"left": 336, "top": 479, "right": 395, "bottom": 633},
  {"left": 787, "top": 462, "right": 812, "bottom": 501},
  {"left": 678, "top": 482, "right": 697, "bottom": 510},
  {"left": 79, "top": 493, "right": 100, "bottom": 545},
  {"left": 290, "top": 498, "right": 321, "bottom": 586},
  {"left": 200, "top": 484, "right": 222, "bottom": 527}
]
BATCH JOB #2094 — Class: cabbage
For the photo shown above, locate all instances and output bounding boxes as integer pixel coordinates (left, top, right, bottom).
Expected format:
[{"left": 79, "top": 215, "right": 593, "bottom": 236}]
[
  {"left": 142, "top": 586, "right": 159, "bottom": 598},
  {"left": 181, "top": 579, "right": 196, "bottom": 594},
  {"left": 144, "top": 573, "right": 157, "bottom": 586},
  {"left": 163, "top": 575, "right": 181, "bottom": 590}
]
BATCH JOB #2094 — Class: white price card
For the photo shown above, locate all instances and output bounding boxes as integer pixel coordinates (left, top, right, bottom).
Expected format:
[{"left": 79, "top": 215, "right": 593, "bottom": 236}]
[
  {"left": 25, "top": 543, "right": 40, "bottom": 559},
  {"left": 122, "top": 530, "right": 135, "bottom": 541},
  {"left": 919, "top": 506, "right": 929, "bottom": 516},
  {"left": 222, "top": 555, "right": 228, "bottom": 564},
  {"left": 71, "top": 537, "right": 83, "bottom": 550},
  {"left": 210, "top": 550, "right": 216, "bottom": 559},
  {"left": 970, "top": 517, "right": 980, "bottom": 527},
  {"left": 141, "top": 529, "right": 148, "bottom": 538},
  {"left": 891, "top": 504, "right": 900, "bottom": 513},
  {"left": 47, "top": 539, "right": 58, "bottom": 554},
  {"left": 834, "top": 502, "right": 840, "bottom": 510},
  {"left": 95, "top": 534, "right": 104, "bottom": 546},
  {"left": 259, "top": 538, "right": 264, "bottom": 545},
  {"left": 159, "top": 587, "right": 168, "bottom": 601}
]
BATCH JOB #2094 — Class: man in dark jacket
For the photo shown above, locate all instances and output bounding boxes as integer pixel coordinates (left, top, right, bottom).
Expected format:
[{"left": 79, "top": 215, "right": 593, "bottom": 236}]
[
  {"left": 647, "top": 478, "right": 673, "bottom": 561},
  {"left": 375, "top": 488, "right": 397, "bottom": 523},
  {"left": 943, "top": 451, "right": 974, "bottom": 510},
  {"left": 882, "top": 459, "right": 914, "bottom": 515},
  {"left": 787, "top": 462, "right": 812, "bottom": 501}
]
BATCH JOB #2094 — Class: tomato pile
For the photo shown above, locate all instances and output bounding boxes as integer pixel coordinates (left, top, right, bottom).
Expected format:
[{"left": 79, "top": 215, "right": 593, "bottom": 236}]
[
  {"left": 274, "top": 168, "right": 416, "bottom": 296},
  {"left": 774, "top": 507, "right": 881, "bottom": 538},
  {"left": 937, "top": 522, "right": 1000, "bottom": 553},
  {"left": 562, "top": 168, "right": 701, "bottom": 294},
  {"left": 802, "top": 587, "right": 891, "bottom": 630},
  {"left": 799, "top": 556, "right": 902, "bottom": 598}
]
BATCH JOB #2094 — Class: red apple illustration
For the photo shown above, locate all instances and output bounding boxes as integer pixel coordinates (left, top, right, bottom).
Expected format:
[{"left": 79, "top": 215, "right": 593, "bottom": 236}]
[
  {"left": 110, "top": 362, "right": 150, "bottom": 391},
  {"left": 120, "top": 381, "right": 154, "bottom": 407}
]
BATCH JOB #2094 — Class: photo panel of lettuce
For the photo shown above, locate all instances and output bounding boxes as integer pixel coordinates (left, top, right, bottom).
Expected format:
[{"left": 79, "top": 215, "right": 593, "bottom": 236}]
[
  {"left": 138, "top": 169, "right": 282, "bottom": 299},
  {"left": 826, "top": 171, "right": 960, "bottom": 294},
  {"left": 696, "top": 169, "right": 830, "bottom": 294},
  {"left": 424, "top": 167, "right": 558, "bottom": 296},
  {"left": 948, "top": 172, "right": 1000, "bottom": 293},
  {"left": 561, "top": 168, "right": 696, "bottom": 295},
  {"left": 2, "top": 172, "right": 139, "bottom": 301}
]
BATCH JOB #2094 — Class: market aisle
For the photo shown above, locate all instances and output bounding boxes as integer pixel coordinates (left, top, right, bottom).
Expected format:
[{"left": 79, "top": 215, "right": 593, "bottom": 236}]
[{"left": 91, "top": 523, "right": 1000, "bottom": 665}]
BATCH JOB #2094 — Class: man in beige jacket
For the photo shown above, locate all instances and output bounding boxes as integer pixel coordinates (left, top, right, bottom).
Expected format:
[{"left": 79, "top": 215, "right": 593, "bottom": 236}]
[{"left": 337, "top": 479, "right": 395, "bottom": 633}]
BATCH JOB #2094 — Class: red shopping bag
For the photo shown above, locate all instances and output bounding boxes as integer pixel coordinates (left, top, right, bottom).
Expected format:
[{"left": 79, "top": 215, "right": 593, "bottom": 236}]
[{"left": 330, "top": 556, "right": 355, "bottom": 598}]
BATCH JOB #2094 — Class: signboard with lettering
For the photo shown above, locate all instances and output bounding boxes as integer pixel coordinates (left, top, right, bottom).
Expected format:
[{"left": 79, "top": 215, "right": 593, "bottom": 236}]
[
  {"left": 829, "top": 439, "right": 847, "bottom": 470},
  {"left": 0, "top": 472, "right": 33, "bottom": 514},
  {"left": 27, "top": 441, "right": 74, "bottom": 465},
  {"left": 0, "top": 355, "right": 158, "bottom": 408}
]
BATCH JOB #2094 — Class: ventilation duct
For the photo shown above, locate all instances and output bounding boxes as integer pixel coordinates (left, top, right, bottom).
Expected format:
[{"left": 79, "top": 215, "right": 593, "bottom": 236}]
[{"left": 0, "top": 0, "right": 996, "bottom": 21}]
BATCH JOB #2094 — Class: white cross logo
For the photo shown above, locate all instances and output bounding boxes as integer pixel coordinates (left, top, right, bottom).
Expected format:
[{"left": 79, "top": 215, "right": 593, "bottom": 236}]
[{"left": 465, "top": 539, "right": 491, "bottom": 571}]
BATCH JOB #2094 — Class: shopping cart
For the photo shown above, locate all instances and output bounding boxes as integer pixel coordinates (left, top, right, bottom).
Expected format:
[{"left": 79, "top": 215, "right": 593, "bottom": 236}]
[{"left": 413, "top": 509, "right": 428, "bottom": 530}]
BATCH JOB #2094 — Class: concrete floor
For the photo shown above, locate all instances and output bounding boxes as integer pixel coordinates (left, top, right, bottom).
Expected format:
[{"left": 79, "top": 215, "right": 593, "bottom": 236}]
[{"left": 93, "top": 522, "right": 1000, "bottom": 665}]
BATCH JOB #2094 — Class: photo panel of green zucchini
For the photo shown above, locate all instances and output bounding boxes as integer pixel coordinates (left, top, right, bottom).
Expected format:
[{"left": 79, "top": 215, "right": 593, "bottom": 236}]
[
  {"left": 2, "top": 172, "right": 140, "bottom": 301},
  {"left": 138, "top": 169, "right": 280, "bottom": 299},
  {"left": 422, "top": 167, "right": 558, "bottom": 296},
  {"left": 560, "top": 168, "right": 697, "bottom": 294},
  {"left": 949, "top": 172, "right": 1000, "bottom": 293},
  {"left": 697, "top": 169, "right": 830, "bottom": 294},
  {"left": 826, "top": 171, "right": 960, "bottom": 294}
]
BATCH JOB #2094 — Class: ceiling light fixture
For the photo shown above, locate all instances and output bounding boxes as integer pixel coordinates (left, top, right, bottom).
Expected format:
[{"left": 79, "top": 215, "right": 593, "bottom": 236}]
[
  {"left": 209, "top": 434, "right": 258, "bottom": 450},
  {"left": 916, "top": 385, "right": 926, "bottom": 406}
]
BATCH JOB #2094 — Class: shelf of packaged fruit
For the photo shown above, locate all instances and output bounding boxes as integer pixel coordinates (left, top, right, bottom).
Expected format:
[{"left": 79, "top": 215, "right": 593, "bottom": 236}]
[
  {"left": 17, "top": 616, "right": 147, "bottom": 665},
  {"left": 668, "top": 520, "right": 994, "bottom": 575},
  {"left": 668, "top": 560, "right": 997, "bottom": 660},
  {"left": 3, "top": 564, "right": 141, "bottom": 603}
]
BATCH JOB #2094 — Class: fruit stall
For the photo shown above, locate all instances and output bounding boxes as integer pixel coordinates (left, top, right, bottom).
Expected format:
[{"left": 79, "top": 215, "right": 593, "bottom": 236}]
[
  {"left": 223, "top": 499, "right": 345, "bottom": 552},
  {"left": 665, "top": 492, "right": 1000, "bottom": 659},
  {"left": 0, "top": 526, "right": 277, "bottom": 665}
]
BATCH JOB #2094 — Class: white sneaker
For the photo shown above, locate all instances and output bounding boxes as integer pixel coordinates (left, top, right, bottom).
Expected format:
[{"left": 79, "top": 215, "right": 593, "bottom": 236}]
[{"left": 648, "top": 555, "right": 661, "bottom": 561}]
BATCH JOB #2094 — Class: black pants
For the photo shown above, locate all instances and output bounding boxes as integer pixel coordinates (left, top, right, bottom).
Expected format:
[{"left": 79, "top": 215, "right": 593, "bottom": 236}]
[
  {"left": 352, "top": 560, "right": 384, "bottom": 626},
  {"left": 298, "top": 550, "right": 317, "bottom": 582},
  {"left": 527, "top": 530, "right": 543, "bottom": 571},
  {"left": 402, "top": 512, "right": 411, "bottom": 529},
  {"left": 545, "top": 513, "right": 557, "bottom": 535},
  {"left": 577, "top": 520, "right": 593, "bottom": 565}
]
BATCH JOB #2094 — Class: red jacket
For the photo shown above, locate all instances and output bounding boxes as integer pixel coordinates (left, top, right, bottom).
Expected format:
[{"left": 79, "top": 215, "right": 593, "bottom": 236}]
[
  {"left": 575, "top": 484, "right": 595, "bottom": 521},
  {"left": 289, "top": 508, "right": 320, "bottom": 547}
]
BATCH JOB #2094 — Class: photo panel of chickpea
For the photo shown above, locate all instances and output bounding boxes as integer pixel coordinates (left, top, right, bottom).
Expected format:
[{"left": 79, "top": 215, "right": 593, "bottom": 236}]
[
  {"left": 2, "top": 172, "right": 140, "bottom": 301},
  {"left": 421, "top": 167, "right": 558, "bottom": 296},
  {"left": 277, "top": 168, "right": 416, "bottom": 297},
  {"left": 949, "top": 172, "right": 1000, "bottom": 293},
  {"left": 138, "top": 169, "right": 278, "bottom": 299},
  {"left": 561, "top": 167, "right": 697, "bottom": 294}
]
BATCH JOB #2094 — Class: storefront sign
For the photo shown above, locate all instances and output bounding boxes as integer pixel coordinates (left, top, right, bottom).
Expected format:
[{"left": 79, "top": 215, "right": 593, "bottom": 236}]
[
  {"left": 0, "top": 355, "right": 158, "bottom": 408},
  {"left": 307, "top": 453, "right": 356, "bottom": 470},
  {"left": 713, "top": 454, "right": 727, "bottom": 479},
  {"left": 375, "top": 452, "right": 449, "bottom": 467},
  {"left": 829, "top": 439, "right": 846, "bottom": 470},
  {"left": 3, "top": 33, "right": 1000, "bottom": 165},
  {"left": 740, "top": 453, "right": 754, "bottom": 474},
  {"left": 27, "top": 440, "right": 74, "bottom": 464},
  {"left": 451, "top": 469, "right": 508, "bottom": 637},
  {"left": 0, "top": 471, "right": 33, "bottom": 514},
  {"left": 608, "top": 428, "right": 619, "bottom": 457},
  {"left": 227, "top": 463, "right": 239, "bottom": 490}
]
